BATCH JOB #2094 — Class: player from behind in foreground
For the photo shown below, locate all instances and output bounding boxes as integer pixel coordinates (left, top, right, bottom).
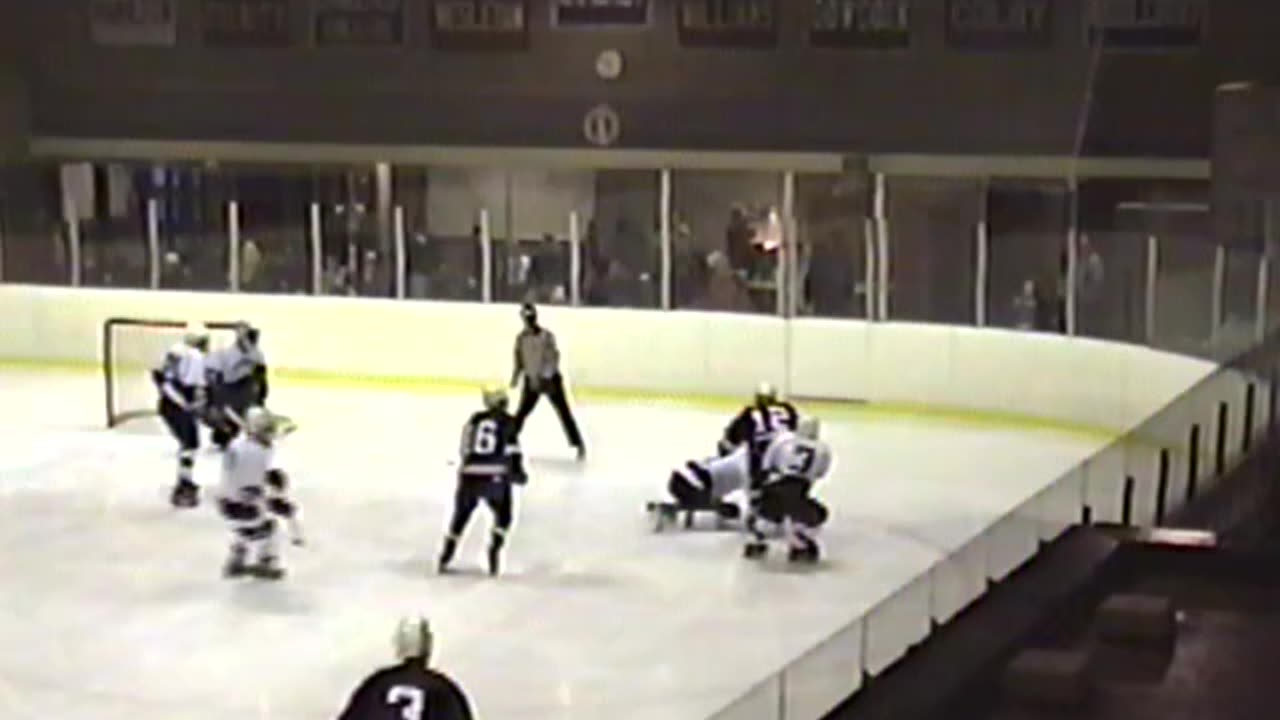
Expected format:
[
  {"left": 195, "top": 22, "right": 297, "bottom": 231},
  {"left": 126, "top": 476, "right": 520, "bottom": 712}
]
[
  {"left": 206, "top": 321, "right": 269, "bottom": 449},
  {"left": 720, "top": 382, "right": 799, "bottom": 485},
  {"left": 647, "top": 453, "right": 747, "bottom": 531},
  {"left": 216, "top": 407, "right": 303, "bottom": 580},
  {"left": 335, "top": 617, "right": 474, "bottom": 720},
  {"left": 438, "top": 386, "right": 526, "bottom": 576},
  {"left": 152, "top": 322, "right": 210, "bottom": 508},
  {"left": 744, "top": 416, "right": 831, "bottom": 564}
]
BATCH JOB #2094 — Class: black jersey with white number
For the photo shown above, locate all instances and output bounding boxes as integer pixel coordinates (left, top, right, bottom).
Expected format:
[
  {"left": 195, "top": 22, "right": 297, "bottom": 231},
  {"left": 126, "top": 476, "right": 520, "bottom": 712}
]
[
  {"left": 723, "top": 401, "right": 799, "bottom": 455},
  {"left": 336, "top": 661, "right": 473, "bottom": 720},
  {"left": 459, "top": 409, "right": 523, "bottom": 478}
]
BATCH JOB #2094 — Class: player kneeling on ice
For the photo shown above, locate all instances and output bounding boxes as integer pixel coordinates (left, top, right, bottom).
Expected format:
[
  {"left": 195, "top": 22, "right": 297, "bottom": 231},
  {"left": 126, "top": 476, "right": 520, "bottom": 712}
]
[
  {"left": 647, "top": 453, "right": 748, "bottom": 531},
  {"left": 216, "top": 407, "right": 303, "bottom": 580},
  {"left": 439, "top": 386, "right": 526, "bottom": 576},
  {"left": 743, "top": 416, "right": 831, "bottom": 564},
  {"left": 206, "top": 321, "right": 270, "bottom": 449}
]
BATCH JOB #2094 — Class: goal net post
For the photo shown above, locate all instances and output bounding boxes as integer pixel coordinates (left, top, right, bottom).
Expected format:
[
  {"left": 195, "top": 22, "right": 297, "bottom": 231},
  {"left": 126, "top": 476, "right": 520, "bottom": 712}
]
[{"left": 102, "top": 318, "right": 240, "bottom": 429}]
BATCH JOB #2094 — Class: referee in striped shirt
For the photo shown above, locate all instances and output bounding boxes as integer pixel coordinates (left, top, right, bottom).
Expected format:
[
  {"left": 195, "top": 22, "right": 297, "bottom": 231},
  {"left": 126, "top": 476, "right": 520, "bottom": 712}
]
[{"left": 510, "top": 303, "right": 586, "bottom": 460}]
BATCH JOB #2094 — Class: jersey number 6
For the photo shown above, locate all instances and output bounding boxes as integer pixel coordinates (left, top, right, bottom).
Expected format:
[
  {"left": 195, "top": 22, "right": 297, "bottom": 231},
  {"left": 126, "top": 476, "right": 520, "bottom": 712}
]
[
  {"left": 472, "top": 419, "right": 499, "bottom": 454},
  {"left": 386, "top": 685, "right": 426, "bottom": 720}
]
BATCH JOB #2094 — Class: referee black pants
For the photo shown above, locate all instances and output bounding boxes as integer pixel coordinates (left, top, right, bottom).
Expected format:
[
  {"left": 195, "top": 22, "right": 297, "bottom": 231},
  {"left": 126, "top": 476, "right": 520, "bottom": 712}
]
[{"left": 513, "top": 373, "right": 583, "bottom": 449}]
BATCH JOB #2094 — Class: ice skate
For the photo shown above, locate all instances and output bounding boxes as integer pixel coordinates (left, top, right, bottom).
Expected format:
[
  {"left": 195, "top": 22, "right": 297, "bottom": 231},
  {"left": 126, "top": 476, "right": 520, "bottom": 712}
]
[
  {"left": 437, "top": 538, "right": 457, "bottom": 574},
  {"left": 170, "top": 479, "right": 199, "bottom": 509},
  {"left": 222, "top": 546, "right": 249, "bottom": 579},
  {"left": 249, "top": 557, "right": 285, "bottom": 581},
  {"left": 487, "top": 544, "right": 502, "bottom": 576}
]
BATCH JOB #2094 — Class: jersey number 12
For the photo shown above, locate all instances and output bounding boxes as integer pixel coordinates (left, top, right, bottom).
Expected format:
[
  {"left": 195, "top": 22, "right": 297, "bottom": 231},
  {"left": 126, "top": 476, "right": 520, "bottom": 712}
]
[{"left": 386, "top": 685, "right": 426, "bottom": 720}]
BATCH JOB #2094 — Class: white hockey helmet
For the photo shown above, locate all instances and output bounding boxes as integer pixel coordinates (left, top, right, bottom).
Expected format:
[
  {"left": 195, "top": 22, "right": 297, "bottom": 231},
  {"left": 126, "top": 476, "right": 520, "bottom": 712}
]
[
  {"left": 393, "top": 616, "right": 434, "bottom": 666},
  {"left": 184, "top": 322, "right": 210, "bottom": 348},
  {"left": 796, "top": 416, "right": 821, "bottom": 440},
  {"left": 482, "top": 385, "right": 509, "bottom": 411},
  {"left": 244, "top": 406, "right": 274, "bottom": 439}
]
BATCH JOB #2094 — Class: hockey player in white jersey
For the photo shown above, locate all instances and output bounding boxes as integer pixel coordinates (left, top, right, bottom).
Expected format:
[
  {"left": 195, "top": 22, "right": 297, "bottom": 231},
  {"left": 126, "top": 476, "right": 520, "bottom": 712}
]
[
  {"left": 744, "top": 416, "right": 831, "bottom": 564},
  {"left": 647, "top": 450, "right": 749, "bottom": 531},
  {"left": 216, "top": 407, "right": 303, "bottom": 580},
  {"left": 206, "top": 322, "right": 269, "bottom": 449},
  {"left": 152, "top": 322, "right": 210, "bottom": 508}
]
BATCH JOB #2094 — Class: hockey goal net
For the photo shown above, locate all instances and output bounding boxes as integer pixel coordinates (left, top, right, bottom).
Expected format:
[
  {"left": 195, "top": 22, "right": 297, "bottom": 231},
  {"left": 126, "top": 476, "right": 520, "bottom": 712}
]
[{"left": 102, "top": 318, "right": 240, "bottom": 428}]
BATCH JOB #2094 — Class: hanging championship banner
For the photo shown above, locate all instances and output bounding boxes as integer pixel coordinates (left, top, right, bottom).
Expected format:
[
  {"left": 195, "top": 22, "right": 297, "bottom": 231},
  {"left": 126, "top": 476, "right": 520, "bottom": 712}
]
[
  {"left": 314, "top": 0, "right": 405, "bottom": 46},
  {"left": 555, "top": 0, "right": 649, "bottom": 27},
  {"left": 1087, "top": 0, "right": 1205, "bottom": 49},
  {"left": 945, "top": 0, "right": 1052, "bottom": 50},
  {"left": 202, "top": 0, "right": 291, "bottom": 47},
  {"left": 89, "top": 0, "right": 177, "bottom": 46},
  {"left": 810, "top": 0, "right": 911, "bottom": 49}
]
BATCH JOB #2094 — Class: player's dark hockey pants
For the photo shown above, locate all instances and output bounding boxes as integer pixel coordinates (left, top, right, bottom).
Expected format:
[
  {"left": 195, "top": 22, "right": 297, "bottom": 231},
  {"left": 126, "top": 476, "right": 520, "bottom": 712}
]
[
  {"left": 756, "top": 477, "right": 828, "bottom": 529},
  {"left": 447, "top": 475, "right": 514, "bottom": 541},
  {"left": 513, "top": 373, "right": 583, "bottom": 448},
  {"left": 669, "top": 472, "right": 712, "bottom": 508},
  {"left": 159, "top": 397, "right": 199, "bottom": 493},
  {"left": 159, "top": 398, "right": 199, "bottom": 452},
  {"left": 211, "top": 379, "right": 257, "bottom": 446}
]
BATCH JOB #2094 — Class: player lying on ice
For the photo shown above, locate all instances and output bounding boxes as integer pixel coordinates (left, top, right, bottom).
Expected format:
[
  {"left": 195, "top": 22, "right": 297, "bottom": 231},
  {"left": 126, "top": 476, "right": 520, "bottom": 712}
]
[
  {"left": 649, "top": 382, "right": 798, "bottom": 530},
  {"left": 648, "top": 416, "right": 831, "bottom": 563}
]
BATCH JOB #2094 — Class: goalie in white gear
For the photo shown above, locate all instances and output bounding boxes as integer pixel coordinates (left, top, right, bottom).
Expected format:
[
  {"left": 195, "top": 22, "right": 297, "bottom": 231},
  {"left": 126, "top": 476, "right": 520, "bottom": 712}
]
[
  {"left": 152, "top": 322, "right": 210, "bottom": 508},
  {"left": 744, "top": 416, "right": 831, "bottom": 564},
  {"left": 216, "top": 406, "right": 302, "bottom": 580}
]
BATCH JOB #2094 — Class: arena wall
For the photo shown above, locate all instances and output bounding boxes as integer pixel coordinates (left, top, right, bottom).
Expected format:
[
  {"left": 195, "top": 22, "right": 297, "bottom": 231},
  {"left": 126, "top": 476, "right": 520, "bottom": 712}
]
[
  {"left": 2, "top": 282, "right": 1270, "bottom": 720},
  {"left": 0, "top": 284, "right": 1215, "bottom": 436}
]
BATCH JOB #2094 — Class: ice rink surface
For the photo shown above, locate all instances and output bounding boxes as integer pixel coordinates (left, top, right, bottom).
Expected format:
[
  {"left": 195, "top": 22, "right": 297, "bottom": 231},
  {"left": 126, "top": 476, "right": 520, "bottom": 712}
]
[{"left": 0, "top": 370, "right": 1108, "bottom": 720}]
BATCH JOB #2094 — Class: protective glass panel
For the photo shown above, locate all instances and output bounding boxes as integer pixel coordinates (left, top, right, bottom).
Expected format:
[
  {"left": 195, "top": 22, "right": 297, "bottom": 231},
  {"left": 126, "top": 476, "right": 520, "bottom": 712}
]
[
  {"left": 795, "top": 172, "right": 869, "bottom": 318},
  {"left": 885, "top": 176, "right": 981, "bottom": 324},
  {"left": 671, "top": 169, "right": 782, "bottom": 314},
  {"left": 985, "top": 180, "right": 1069, "bottom": 332}
]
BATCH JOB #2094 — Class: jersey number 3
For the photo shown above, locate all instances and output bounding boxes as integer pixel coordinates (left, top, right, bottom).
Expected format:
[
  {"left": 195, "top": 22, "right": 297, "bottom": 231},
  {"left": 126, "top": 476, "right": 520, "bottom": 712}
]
[
  {"left": 472, "top": 419, "right": 499, "bottom": 454},
  {"left": 386, "top": 685, "right": 426, "bottom": 720}
]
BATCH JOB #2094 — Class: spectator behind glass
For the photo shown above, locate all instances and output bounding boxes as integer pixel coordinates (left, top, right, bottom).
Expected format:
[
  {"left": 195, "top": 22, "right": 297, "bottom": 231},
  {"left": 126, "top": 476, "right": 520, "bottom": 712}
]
[{"left": 691, "top": 250, "right": 754, "bottom": 313}]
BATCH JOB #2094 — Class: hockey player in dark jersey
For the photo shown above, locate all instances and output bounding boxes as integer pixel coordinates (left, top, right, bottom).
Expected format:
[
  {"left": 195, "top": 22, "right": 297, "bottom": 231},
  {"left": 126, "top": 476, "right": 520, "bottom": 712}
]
[
  {"left": 335, "top": 616, "right": 474, "bottom": 720},
  {"left": 438, "top": 386, "right": 526, "bottom": 576},
  {"left": 720, "top": 382, "right": 799, "bottom": 485},
  {"left": 207, "top": 322, "right": 269, "bottom": 449}
]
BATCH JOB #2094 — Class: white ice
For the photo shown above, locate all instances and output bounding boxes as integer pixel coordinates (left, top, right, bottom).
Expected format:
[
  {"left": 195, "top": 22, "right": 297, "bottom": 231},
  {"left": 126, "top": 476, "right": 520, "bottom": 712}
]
[{"left": 0, "top": 370, "right": 1107, "bottom": 720}]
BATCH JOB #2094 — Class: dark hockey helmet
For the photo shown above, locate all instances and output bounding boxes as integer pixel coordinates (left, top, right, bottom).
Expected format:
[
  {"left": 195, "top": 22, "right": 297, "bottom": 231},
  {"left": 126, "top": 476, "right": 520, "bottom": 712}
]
[
  {"left": 755, "top": 382, "right": 778, "bottom": 406},
  {"left": 235, "top": 321, "right": 260, "bottom": 346},
  {"left": 520, "top": 302, "right": 537, "bottom": 325}
]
